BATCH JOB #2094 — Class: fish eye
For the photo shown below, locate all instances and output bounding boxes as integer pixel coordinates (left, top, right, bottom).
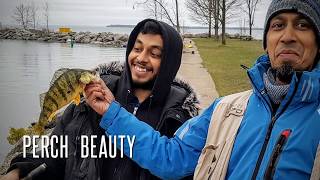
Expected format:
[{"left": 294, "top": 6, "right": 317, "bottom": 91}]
[{"left": 67, "top": 90, "right": 71, "bottom": 94}]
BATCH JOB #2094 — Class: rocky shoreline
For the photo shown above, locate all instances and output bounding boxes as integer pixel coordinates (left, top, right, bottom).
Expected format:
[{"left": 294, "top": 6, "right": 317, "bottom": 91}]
[
  {"left": 0, "top": 28, "right": 251, "bottom": 49},
  {"left": 0, "top": 28, "right": 129, "bottom": 48}
]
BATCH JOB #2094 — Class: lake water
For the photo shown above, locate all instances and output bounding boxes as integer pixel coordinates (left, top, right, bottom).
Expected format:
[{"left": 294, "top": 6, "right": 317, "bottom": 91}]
[{"left": 0, "top": 39, "right": 126, "bottom": 162}]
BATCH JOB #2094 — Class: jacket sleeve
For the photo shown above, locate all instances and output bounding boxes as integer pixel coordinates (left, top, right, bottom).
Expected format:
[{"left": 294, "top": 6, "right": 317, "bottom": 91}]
[
  {"left": 99, "top": 100, "right": 219, "bottom": 179},
  {"left": 7, "top": 103, "right": 77, "bottom": 179}
]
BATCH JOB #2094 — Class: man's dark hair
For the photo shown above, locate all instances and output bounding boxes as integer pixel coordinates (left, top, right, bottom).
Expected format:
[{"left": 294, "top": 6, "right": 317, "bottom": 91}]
[{"left": 140, "top": 21, "right": 162, "bottom": 35}]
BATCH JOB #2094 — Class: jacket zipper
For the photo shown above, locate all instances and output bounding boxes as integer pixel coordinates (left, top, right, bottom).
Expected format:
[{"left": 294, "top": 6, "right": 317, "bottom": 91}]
[
  {"left": 264, "top": 129, "right": 291, "bottom": 179},
  {"left": 251, "top": 93, "right": 295, "bottom": 179},
  {"left": 246, "top": 73, "right": 278, "bottom": 180},
  {"left": 251, "top": 116, "right": 276, "bottom": 180},
  {"left": 133, "top": 106, "right": 139, "bottom": 115},
  {"left": 247, "top": 73, "right": 277, "bottom": 180}
]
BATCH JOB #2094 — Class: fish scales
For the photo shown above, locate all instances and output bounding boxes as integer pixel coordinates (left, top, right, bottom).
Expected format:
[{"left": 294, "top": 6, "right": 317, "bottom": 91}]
[
  {"left": 64, "top": 72, "right": 75, "bottom": 92},
  {"left": 37, "top": 69, "right": 96, "bottom": 134},
  {"left": 7, "top": 68, "right": 97, "bottom": 142}
]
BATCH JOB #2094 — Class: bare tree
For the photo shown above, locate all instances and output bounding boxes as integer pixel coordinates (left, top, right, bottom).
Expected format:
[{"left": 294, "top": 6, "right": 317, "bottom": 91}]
[
  {"left": 134, "top": 0, "right": 181, "bottom": 33},
  {"left": 186, "top": 0, "right": 214, "bottom": 37},
  {"left": 154, "top": 0, "right": 158, "bottom": 19},
  {"left": 13, "top": 3, "right": 32, "bottom": 29},
  {"left": 140, "top": 0, "right": 165, "bottom": 20},
  {"left": 139, "top": 0, "right": 162, "bottom": 20},
  {"left": 30, "top": 1, "right": 38, "bottom": 29},
  {"left": 242, "top": 0, "right": 260, "bottom": 38},
  {"left": 213, "top": 0, "right": 219, "bottom": 40},
  {"left": 174, "top": 0, "right": 180, "bottom": 33},
  {"left": 208, "top": 0, "right": 213, "bottom": 38},
  {"left": 44, "top": 1, "right": 49, "bottom": 32},
  {"left": 221, "top": 0, "right": 226, "bottom": 44},
  {"left": 220, "top": 0, "right": 242, "bottom": 44},
  {"left": 186, "top": 0, "right": 241, "bottom": 41}
]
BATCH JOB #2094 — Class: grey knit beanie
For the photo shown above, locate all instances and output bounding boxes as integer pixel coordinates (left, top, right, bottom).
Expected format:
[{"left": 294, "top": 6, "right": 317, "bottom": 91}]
[{"left": 263, "top": 0, "right": 320, "bottom": 49}]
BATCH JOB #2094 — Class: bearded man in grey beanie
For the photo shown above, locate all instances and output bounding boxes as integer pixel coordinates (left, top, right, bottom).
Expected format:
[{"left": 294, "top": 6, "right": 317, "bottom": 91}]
[{"left": 80, "top": 0, "right": 320, "bottom": 179}]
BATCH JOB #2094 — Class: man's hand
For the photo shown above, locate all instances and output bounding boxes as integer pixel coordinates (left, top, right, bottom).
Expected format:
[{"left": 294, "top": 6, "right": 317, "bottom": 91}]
[
  {"left": 84, "top": 78, "right": 115, "bottom": 115},
  {"left": 0, "top": 169, "right": 20, "bottom": 180}
]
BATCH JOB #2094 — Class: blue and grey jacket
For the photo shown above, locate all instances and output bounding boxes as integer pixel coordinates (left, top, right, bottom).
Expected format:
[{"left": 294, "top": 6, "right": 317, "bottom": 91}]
[{"left": 100, "top": 54, "right": 320, "bottom": 179}]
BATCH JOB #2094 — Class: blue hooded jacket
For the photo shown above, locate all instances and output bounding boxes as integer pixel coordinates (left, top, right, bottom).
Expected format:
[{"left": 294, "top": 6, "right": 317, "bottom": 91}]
[{"left": 99, "top": 54, "right": 320, "bottom": 179}]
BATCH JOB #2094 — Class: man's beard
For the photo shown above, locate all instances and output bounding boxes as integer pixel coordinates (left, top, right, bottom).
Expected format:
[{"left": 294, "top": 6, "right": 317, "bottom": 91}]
[
  {"left": 271, "top": 64, "right": 294, "bottom": 84},
  {"left": 132, "top": 77, "right": 156, "bottom": 90}
]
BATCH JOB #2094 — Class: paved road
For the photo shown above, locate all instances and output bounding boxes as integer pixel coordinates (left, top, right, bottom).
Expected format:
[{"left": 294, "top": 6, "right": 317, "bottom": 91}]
[{"left": 177, "top": 38, "right": 219, "bottom": 111}]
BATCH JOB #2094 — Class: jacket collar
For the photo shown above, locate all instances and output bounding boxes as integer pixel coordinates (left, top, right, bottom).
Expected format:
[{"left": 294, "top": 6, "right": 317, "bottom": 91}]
[{"left": 248, "top": 54, "right": 320, "bottom": 105}]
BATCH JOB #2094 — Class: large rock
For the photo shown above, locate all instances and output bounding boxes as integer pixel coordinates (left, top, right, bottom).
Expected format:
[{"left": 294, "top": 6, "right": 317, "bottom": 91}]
[
  {"left": 114, "top": 34, "right": 128, "bottom": 42},
  {"left": 82, "top": 36, "right": 91, "bottom": 44},
  {"left": 96, "top": 37, "right": 103, "bottom": 42},
  {"left": 102, "top": 35, "right": 114, "bottom": 42},
  {"left": 74, "top": 33, "right": 87, "bottom": 43}
]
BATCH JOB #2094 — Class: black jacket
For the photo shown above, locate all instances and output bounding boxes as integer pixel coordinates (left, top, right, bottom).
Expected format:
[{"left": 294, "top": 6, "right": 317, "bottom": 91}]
[
  {"left": 9, "top": 65, "right": 199, "bottom": 180},
  {"left": 8, "top": 19, "right": 199, "bottom": 180}
]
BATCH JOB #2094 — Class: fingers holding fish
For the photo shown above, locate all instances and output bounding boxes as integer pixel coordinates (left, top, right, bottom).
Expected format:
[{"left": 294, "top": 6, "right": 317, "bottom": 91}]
[
  {"left": 96, "top": 78, "right": 109, "bottom": 90},
  {"left": 85, "top": 78, "right": 107, "bottom": 89},
  {"left": 84, "top": 79, "right": 103, "bottom": 92},
  {"left": 84, "top": 78, "right": 115, "bottom": 115},
  {"left": 94, "top": 78, "right": 114, "bottom": 102},
  {"left": 85, "top": 87, "right": 110, "bottom": 115},
  {"left": 87, "top": 90, "right": 105, "bottom": 103},
  {"left": 102, "top": 88, "right": 114, "bottom": 104},
  {"left": 84, "top": 78, "right": 114, "bottom": 102},
  {"left": 84, "top": 85, "right": 105, "bottom": 99}
]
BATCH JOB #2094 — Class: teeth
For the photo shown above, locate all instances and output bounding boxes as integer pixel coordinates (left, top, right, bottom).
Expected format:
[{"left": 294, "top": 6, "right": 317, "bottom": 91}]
[{"left": 135, "top": 65, "right": 147, "bottom": 72}]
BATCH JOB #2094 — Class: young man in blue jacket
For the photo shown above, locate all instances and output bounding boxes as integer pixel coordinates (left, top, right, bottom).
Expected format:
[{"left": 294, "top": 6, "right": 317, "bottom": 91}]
[{"left": 85, "top": 0, "right": 320, "bottom": 179}]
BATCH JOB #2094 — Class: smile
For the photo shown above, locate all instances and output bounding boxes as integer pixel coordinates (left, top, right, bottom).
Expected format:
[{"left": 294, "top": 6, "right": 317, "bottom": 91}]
[
  {"left": 135, "top": 65, "right": 147, "bottom": 72},
  {"left": 133, "top": 64, "right": 152, "bottom": 73}
]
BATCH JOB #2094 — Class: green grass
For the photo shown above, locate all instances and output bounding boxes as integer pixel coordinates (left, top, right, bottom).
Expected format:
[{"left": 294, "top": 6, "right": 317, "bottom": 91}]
[{"left": 193, "top": 38, "right": 265, "bottom": 96}]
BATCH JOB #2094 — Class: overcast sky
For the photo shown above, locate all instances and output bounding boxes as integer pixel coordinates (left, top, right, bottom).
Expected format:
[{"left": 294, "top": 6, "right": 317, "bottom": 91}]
[{"left": 0, "top": 0, "right": 270, "bottom": 28}]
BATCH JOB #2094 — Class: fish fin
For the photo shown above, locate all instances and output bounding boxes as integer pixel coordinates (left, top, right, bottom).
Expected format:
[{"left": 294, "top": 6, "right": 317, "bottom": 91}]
[
  {"left": 74, "top": 94, "right": 81, "bottom": 105},
  {"left": 39, "top": 92, "right": 46, "bottom": 108},
  {"left": 49, "top": 68, "right": 69, "bottom": 87},
  {"left": 33, "top": 123, "right": 44, "bottom": 135},
  {"left": 48, "top": 111, "right": 57, "bottom": 122}
]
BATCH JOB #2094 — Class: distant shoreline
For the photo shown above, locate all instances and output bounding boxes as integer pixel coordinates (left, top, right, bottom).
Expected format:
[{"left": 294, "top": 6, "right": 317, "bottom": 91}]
[{"left": 106, "top": 24, "right": 264, "bottom": 30}]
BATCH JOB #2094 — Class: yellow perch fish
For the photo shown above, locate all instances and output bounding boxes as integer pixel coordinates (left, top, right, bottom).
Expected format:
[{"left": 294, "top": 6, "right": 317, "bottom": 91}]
[
  {"left": 34, "top": 68, "right": 97, "bottom": 134},
  {"left": 7, "top": 68, "right": 97, "bottom": 144}
]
